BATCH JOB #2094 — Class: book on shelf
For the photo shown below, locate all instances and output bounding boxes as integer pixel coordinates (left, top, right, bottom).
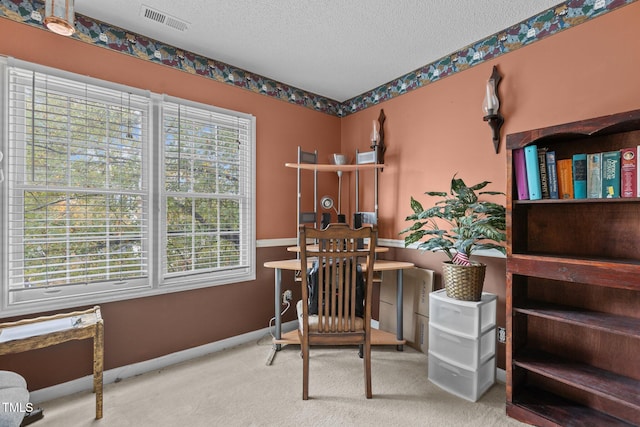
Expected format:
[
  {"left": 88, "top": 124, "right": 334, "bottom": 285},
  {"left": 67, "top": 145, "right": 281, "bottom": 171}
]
[
  {"left": 513, "top": 148, "right": 529, "bottom": 200},
  {"left": 545, "top": 150, "right": 559, "bottom": 199},
  {"left": 557, "top": 158, "right": 574, "bottom": 199},
  {"left": 572, "top": 153, "right": 587, "bottom": 199},
  {"left": 602, "top": 150, "right": 621, "bottom": 198},
  {"left": 524, "top": 145, "right": 542, "bottom": 200},
  {"left": 587, "top": 153, "right": 602, "bottom": 199},
  {"left": 621, "top": 147, "right": 637, "bottom": 198},
  {"left": 538, "top": 147, "right": 550, "bottom": 198}
]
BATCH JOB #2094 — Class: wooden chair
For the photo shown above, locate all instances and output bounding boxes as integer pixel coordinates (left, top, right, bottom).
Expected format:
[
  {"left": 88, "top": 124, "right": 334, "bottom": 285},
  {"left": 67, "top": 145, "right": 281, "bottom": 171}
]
[{"left": 297, "top": 223, "right": 377, "bottom": 400}]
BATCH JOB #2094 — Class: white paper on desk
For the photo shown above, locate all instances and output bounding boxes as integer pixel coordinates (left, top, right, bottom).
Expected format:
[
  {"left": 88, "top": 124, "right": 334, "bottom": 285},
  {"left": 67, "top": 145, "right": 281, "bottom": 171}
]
[{"left": 0, "top": 317, "right": 78, "bottom": 343}]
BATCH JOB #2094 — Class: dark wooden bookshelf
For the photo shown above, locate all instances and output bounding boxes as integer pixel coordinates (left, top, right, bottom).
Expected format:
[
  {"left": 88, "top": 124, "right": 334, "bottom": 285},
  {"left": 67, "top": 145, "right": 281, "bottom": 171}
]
[
  {"left": 515, "top": 350, "right": 640, "bottom": 411},
  {"left": 510, "top": 387, "right": 636, "bottom": 427},
  {"left": 515, "top": 302, "right": 640, "bottom": 338},
  {"left": 514, "top": 196, "right": 640, "bottom": 205},
  {"left": 506, "top": 109, "right": 640, "bottom": 426}
]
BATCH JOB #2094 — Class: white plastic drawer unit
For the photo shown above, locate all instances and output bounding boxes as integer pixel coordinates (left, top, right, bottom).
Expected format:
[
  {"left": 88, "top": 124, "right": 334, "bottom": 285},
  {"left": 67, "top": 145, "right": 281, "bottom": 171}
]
[
  {"left": 429, "top": 289, "right": 497, "bottom": 338},
  {"left": 428, "top": 351, "right": 496, "bottom": 402},
  {"left": 429, "top": 323, "right": 496, "bottom": 370}
]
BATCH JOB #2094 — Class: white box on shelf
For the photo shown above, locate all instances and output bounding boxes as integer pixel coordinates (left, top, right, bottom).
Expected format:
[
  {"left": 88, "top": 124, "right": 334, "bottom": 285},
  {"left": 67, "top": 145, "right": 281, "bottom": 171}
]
[
  {"left": 429, "top": 322, "right": 496, "bottom": 369},
  {"left": 428, "top": 351, "right": 495, "bottom": 402},
  {"left": 429, "top": 289, "right": 496, "bottom": 338}
]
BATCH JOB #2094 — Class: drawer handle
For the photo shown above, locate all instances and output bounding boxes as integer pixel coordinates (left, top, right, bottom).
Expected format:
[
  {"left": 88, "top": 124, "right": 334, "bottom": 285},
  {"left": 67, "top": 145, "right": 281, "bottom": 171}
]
[
  {"left": 439, "top": 332, "right": 462, "bottom": 344},
  {"left": 438, "top": 360, "right": 461, "bottom": 375},
  {"left": 441, "top": 306, "right": 461, "bottom": 314}
]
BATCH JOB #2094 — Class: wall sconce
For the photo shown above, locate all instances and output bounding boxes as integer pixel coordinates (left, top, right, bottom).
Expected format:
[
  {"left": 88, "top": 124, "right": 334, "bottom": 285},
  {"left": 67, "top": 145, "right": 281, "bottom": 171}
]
[
  {"left": 44, "top": 0, "right": 76, "bottom": 36},
  {"left": 370, "top": 109, "right": 386, "bottom": 170},
  {"left": 482, "top": 66, "right": 503, "bottom": 154}
]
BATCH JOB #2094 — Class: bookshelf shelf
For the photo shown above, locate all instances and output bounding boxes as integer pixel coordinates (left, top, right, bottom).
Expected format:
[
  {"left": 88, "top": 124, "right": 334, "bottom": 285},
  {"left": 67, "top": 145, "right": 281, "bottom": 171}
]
[
  {"left": 505, "top": 109, "right": 640, "bottom": 426},
  {"left": 515, "top": 302, "right": 640, "bottom": 338},
  {"left": 513, "top": 350, "right": 640, "bottom": 412},
  {"left": 513, "top": 196, "right": 640, "bottom": 205},
  {"left": 508, "top": 254, "right": 640, "bottom": 290},
  {"left": 511, "top": 387, "right": 637, "bottom": 427}
]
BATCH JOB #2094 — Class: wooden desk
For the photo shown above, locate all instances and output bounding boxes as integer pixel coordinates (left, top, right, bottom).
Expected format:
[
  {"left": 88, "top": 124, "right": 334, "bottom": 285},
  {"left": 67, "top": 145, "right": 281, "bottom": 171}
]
[
  {"left": 0, "top": 306, "right": 104, "bottom": 420},
  {"left": 286, "top": 245, "right": 389, "bottom": 253},
  {"left": 263, "top": 258, "right": 414, "bottom": 364}
]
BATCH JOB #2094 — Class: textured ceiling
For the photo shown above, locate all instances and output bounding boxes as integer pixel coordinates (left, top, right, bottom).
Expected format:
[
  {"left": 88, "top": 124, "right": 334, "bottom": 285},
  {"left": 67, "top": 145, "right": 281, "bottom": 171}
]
[{"left": 75, "top": 0, "right": 563, "bottom": 102}]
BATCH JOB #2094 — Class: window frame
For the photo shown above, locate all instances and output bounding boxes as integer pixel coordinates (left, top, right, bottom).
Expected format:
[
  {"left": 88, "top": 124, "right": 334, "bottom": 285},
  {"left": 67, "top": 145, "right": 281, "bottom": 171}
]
[
  {"left": 159, "top": 95, "right": 256, "bottom": 289},
  {"left": 0, "top": 58, "right": 256, "bottom": 317}
]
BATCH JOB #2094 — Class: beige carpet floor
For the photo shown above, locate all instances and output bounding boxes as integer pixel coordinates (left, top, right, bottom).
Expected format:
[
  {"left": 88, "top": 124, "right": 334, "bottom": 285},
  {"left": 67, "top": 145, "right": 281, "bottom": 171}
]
[{"left": 36, "top": 336, "right": 527, "bottom": 426}]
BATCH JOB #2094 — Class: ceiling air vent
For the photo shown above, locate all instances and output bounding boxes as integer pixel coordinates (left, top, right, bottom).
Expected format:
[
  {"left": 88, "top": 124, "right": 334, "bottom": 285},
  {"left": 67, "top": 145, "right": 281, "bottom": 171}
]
[
  {"left": 140, "top": 4, "right": 190, "bottom": 32},
  {"left": 165, "top": 16, "right": 189, "bottom": 32}
]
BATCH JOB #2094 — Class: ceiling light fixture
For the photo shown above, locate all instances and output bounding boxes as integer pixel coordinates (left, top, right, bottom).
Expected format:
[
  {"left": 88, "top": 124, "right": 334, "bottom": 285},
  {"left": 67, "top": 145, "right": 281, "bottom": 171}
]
[{"left": 44, "top": 0, "right": 76, "bottom": 36}]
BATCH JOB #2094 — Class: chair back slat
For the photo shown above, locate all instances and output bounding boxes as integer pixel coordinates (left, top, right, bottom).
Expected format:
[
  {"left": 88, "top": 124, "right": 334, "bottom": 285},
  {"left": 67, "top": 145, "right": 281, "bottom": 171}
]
[{"left": 299, "top": 223, "right": 376, "bottom": 337}]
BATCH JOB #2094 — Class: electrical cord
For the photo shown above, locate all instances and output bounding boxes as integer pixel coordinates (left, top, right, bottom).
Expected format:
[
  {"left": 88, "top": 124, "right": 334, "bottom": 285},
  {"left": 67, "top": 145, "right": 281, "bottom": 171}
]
[{"left": 268, "top": 299, "right": 291, "bottom": 339}]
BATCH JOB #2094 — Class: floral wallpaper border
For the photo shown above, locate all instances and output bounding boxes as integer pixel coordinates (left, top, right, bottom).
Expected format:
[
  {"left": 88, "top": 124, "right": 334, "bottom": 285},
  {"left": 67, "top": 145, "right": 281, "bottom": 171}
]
[{"left": 0, "top": 0, "right": 636, "bottom": 117}]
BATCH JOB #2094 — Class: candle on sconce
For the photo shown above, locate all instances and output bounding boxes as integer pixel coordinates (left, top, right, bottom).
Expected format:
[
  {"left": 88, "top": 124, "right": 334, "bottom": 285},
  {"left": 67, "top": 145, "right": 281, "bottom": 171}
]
[
  {"left": 483, "top": 81, "right": 499, "bottom": 115},
  {"left": 481, "top": 65, "right": 504, "bottom": 154},
  {"left": 370, "top": 120, "right": 379, "bottom": 144}
]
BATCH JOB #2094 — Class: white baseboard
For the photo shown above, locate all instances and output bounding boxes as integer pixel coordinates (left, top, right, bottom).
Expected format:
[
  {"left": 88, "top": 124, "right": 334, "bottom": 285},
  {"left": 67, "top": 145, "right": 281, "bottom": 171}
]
[
  {"left": 496, "top": 367, "right": 506, "bottom": 384},
  {"left": 29, "top": 320, "right": 299, "bottom": 404}
]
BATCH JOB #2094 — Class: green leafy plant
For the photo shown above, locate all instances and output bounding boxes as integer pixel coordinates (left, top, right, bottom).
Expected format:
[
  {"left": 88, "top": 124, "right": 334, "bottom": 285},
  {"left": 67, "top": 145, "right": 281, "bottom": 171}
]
[{"left": 400, "top": 175, "right": 506, "bottom": 263}]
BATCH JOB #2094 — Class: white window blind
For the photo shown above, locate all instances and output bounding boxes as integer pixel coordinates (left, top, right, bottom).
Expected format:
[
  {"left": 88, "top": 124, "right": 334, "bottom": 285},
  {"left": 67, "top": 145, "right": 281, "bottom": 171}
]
[
  {"left": 1, "top": 59, "right": 255, "bottom": 315},
  {"left": 162, "top": 99, "right": 254, "bottom": 284},
  {"left": 6, "top": 67, "right": 151, "bottom": 293}
]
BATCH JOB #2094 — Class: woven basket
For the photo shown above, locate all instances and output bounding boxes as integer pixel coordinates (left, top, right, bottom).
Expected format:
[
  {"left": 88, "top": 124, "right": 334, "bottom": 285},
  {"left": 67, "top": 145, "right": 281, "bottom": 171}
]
[{"left": 442, "top": 261, "right": 486, "bottom": 301}]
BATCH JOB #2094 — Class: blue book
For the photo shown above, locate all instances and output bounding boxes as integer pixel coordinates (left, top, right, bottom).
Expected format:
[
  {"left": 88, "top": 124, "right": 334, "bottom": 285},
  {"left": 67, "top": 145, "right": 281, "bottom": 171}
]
[
  {"left": 572, "top": 153, "right": 587, "bottom": 199},
  {"left": 587, "top": 153, "right": 602, "bottom": 198},
  {"left": 524, "top": 145, "right": 542, "bottom": 200},
  {"left": 546, "top": 151, "right": 559, "bottom": 199},
  {"left": 602, "top": 151, "right": 621, "bottom": 198}
]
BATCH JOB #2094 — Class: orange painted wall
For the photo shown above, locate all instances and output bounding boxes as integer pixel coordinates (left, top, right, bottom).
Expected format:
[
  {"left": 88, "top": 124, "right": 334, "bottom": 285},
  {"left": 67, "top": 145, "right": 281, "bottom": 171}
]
[
  {"left": 0, "top": 18, "right": 342, "bottom": 241},
  {"left": 341, "top": 2, "right": 640, "bottom": 368},
  {"left": 3, "top": 3, "right": 639, "bottom": 242},
  {"left": 0, "top": 2, "right": 639, "bottom": 388},
  {"left": 342, "top": 2, "right": 640, "bottom": 241},
  {"left": 0, "top": 17, "right": 341, "bottom": 389}
]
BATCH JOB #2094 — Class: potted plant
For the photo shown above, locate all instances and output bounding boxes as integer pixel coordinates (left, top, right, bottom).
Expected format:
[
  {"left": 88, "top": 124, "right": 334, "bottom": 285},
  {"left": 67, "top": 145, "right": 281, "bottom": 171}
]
[{"left": 400, "top": 175, "right": 506, "bottom": 301}]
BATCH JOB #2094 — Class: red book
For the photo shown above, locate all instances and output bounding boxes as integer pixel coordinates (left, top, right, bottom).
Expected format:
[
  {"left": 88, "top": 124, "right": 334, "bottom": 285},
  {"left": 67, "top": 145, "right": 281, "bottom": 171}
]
[{"left": 621, "top": 147, "right": 637, "bottom": 198}]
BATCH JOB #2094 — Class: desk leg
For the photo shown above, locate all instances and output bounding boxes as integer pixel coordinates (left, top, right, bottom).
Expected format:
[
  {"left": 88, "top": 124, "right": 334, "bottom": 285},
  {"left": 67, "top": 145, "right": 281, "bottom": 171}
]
[
  {"left": 274, "top": 268, "right": 282, "bottom": 350},
  {"left": 93, "top": 320, "right": 104, "bottom": 419},
  {"left": 396, "top": 269, "right": 404, "bottom": 351}
]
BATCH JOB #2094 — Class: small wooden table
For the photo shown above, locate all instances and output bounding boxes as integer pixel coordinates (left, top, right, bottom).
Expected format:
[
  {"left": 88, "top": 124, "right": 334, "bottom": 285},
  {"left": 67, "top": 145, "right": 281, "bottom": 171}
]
[
  {"left": 0, "top": 306, "right": 104, "bottom": 419},
  {"left": 263, "top": 258, "right": 414, "bottom": 364}
]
